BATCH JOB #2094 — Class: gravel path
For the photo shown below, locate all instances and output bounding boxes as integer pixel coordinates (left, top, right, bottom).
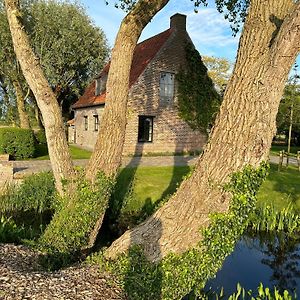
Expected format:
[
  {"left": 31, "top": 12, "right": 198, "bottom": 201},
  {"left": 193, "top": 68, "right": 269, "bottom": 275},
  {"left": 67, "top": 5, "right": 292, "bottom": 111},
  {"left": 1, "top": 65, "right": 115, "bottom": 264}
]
[{"left": 0, "top": 244, "right": 125, "bottom": 300}]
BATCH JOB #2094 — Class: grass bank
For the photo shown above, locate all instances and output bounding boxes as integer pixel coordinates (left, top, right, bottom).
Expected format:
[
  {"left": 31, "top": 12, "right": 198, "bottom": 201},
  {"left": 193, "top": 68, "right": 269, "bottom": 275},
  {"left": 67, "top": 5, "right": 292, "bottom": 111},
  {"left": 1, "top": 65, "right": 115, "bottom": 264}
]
[{"left": 33, "top": 144, "right": 91, "bottom": 160}]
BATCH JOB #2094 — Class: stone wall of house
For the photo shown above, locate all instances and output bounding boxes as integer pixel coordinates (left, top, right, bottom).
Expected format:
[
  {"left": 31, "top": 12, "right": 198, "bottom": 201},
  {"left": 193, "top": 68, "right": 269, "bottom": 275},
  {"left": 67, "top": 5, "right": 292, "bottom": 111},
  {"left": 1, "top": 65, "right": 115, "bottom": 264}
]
[
  {"left": 73, "top": 106, "right": 104, "bottom": 150},
  {"left": 122, "top": 14, "right": 207, "bottom": 155}
]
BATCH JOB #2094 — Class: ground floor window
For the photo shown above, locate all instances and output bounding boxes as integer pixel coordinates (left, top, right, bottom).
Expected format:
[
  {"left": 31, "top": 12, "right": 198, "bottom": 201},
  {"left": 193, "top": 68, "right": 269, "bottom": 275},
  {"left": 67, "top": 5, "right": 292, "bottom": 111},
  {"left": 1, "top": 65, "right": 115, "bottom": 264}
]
[
  {"left": 138, "top": 116, "right": 154, "bottom": 142},
  {"left": 94, "top": 115, "right": 99, "bottom": 131},
  {"left": 84, "top": 116, "right": 88, "bottom": 131}
]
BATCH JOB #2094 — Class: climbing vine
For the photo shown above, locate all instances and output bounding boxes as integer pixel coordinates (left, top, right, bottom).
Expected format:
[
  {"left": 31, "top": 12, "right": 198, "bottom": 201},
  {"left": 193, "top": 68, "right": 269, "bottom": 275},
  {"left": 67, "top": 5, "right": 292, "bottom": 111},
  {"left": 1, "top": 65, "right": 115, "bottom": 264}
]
[
  {"left": 91, "top": 162, "right": 269, "bottom": 300},
  {"left": 176, "top": 43, "right": 221, "bottom": 133},
  {"left": 40, "top": 172, "right": 114, "bottom": 254}
]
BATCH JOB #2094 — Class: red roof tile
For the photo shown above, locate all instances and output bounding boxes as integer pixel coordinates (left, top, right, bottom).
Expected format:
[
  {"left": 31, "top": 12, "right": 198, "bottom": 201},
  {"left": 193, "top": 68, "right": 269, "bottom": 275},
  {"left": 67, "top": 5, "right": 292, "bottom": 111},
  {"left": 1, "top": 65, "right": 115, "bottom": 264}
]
[{"left": 73, "top": 29, "right": 172, "bottom": 109}]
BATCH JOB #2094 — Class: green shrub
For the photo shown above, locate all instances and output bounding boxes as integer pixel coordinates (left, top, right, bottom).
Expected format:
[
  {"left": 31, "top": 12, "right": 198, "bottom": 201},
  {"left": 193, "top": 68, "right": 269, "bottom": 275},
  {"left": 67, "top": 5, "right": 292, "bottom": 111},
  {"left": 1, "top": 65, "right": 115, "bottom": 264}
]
[
  {"left": 34, "top": 130, "right": 47, "bottom": 144},
  {"left": 0, "top": 127, "right": 35, "bottom": 159},
  {"left": 40, "top": 172, "right": 114, "bottom": 253},
  {"left": 0, "top": 172, "right": 56, "bottom": 214},
  {"left": 0, "top": 215, "right": 39, "bottom": 243}
]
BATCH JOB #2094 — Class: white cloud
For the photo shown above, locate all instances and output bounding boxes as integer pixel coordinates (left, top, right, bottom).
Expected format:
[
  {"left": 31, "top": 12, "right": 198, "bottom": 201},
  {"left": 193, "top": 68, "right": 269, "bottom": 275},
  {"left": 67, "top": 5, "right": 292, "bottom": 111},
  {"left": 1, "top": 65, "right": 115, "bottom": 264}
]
[{"left": 186, "top": 8, "right": 240, "bottom": 58}]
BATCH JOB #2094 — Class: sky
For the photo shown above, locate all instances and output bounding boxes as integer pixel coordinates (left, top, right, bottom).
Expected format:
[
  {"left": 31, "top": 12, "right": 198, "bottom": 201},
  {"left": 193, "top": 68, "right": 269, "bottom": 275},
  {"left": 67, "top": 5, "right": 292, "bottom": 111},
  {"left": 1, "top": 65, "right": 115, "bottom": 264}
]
[
  {"left": 80, "top": 0, "right": 299, "bottom": 74},
  {"left": 80, "top": 0, "right": 240, "bottom": 63}
]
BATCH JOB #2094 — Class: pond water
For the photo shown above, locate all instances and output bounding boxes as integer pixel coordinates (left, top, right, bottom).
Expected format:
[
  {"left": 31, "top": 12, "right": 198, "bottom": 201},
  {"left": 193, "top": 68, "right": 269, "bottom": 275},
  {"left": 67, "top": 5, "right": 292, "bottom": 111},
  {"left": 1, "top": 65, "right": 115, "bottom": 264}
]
[{"left": 204, "top": 232, "right": 300, "bottom": 296}]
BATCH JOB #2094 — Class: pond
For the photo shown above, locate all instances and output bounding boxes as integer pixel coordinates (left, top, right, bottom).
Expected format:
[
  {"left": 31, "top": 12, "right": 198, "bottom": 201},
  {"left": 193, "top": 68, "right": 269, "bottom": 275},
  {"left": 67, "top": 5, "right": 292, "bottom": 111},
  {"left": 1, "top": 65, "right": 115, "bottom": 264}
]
[{"left": 204, "top": 231, "right": 300, "bottom": 297}]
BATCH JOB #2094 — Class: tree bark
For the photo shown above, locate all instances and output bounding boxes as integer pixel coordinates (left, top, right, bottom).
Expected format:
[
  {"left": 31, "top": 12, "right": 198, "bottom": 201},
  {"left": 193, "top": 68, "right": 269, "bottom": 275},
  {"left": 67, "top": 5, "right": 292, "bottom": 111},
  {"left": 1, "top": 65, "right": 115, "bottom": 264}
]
[
  {"left": 5, "top": 0, "right": 75, "bottom": 194},
  {"left": 85, "top": 0, "right": 170, "bottom": 247},
  {"left": 12, "top": 79, "right": 30, "bottom": 129},
  {"left": 106, "top": 0, "right": 300, "bottom": 262}
]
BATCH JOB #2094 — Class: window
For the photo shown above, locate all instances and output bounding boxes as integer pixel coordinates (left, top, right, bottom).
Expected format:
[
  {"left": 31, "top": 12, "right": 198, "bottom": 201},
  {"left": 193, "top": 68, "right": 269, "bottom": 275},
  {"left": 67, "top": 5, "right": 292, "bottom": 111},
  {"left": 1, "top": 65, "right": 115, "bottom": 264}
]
[
  {"left": 160, "top": 72, "right": 175, "bottom": 105},
  {"left": 94, "top": 115, "right": 99, "bottom": 131},
  {"left": 138, "top": 116, "right": 154, "bottom": 143},
  {"left": 84, "top": 116, "right": 88, "bottom": 131},
  {"left": 95, "top": 75, "right": 107, "bottom": 96}
]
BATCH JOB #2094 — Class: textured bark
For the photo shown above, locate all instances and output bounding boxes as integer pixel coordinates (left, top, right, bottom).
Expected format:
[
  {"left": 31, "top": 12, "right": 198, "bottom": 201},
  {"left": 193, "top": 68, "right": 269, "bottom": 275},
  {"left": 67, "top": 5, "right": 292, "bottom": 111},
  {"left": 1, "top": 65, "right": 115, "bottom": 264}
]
[
  {"left": 12, "top": 79, "right": 30, "bottom": 129},
  {"left": 5, "top": 0, "right": 75, "bottom": 194},
  {"left": 106, "top": 0, "right": 300, "bottom": 262},
  {"left": 85, "top": 0, "right": 170, "bottom": 181},
  {"left": 85, "top": 0, "right": 170, "bottom": 248}
]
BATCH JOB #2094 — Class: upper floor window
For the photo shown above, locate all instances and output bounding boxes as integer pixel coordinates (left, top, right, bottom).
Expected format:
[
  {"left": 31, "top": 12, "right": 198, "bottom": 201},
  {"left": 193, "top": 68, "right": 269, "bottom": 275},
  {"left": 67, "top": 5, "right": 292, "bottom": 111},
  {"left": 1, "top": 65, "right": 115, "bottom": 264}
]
[
  {"left": 95, "top": 75, "right": 107, "bottom": 96},
  {"left": 84, "top": 116, "right": 88, "bottom": 131},
  {"left": 94, "top": 115, "right": 99, "bottom": 131},
  {"left": 160, "top": 72, "right": 175, "bottom": 105}
]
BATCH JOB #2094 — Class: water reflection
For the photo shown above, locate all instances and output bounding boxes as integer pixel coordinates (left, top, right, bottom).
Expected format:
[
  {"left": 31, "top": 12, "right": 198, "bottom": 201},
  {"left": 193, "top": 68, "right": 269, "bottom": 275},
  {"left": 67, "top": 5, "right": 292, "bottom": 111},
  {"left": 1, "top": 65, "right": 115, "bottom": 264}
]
[{"left": 205, "top": 231, "right": 300, "bottom": 296}]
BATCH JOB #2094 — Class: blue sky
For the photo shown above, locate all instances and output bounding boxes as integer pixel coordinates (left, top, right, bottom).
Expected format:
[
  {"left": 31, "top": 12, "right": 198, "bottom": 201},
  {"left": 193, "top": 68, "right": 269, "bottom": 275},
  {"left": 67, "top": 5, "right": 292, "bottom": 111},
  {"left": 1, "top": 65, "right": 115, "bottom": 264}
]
[
  {"left": 80, "top": 0, "right": 239, "bottom": 63},
  {"left": 80, "top": 0, "right": 299, "bottom": 73}
]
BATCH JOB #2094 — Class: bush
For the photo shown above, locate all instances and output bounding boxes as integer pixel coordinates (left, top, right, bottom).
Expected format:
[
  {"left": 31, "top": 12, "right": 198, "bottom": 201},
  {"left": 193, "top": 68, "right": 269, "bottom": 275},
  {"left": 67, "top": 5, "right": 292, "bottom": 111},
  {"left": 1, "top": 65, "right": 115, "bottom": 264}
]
[
  {"left": 40, "top": 172, "right": 114, "bottom": 253},
  {"left": 34, "top": 130, "right": 47, "bottom": 144},
  {"left": 0, "top": 172, "right": 56, "bottom": 214},
  {"left": 0, "top": 127, "right": 35, "bottom": 159},
  {"left": 0, "top": 215, "right": 29, "bottom": 243}
]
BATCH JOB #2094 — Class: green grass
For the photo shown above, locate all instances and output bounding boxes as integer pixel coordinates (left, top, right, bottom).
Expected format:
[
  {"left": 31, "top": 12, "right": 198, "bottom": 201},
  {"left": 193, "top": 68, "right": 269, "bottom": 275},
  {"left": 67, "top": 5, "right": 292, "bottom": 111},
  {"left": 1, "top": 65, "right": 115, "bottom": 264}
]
[
  {"left": 257, "top": 164, "right": 300, "bottom": 212},
  {"left": 32, "top": 144, "right": 91, "bottom": 160},
  {"left": 270, "top": 144, "right": 300, "bottom": 157},
  {"left": 112, "top": 164, "right": 300, "bottom": 218},
  {"left": 114, "top": 166, "right": 190, "bottom": 213}
]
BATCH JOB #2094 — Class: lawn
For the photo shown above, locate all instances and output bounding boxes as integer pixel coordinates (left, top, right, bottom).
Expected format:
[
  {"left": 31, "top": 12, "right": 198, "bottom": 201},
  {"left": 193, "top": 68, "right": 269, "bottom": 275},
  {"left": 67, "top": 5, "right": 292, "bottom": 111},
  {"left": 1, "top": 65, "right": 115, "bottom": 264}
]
[
  {"left": 33, "top": 144, "right": 91, "bottom": 160},
  {"left": 270, "top": 144, "right": 300, "bottom": 157},
  {"left": 257, "top": 164, "right": 300, "bottom": 211},
  {"left": 113, "top": 164, "right": 300, "bottom": 218}
]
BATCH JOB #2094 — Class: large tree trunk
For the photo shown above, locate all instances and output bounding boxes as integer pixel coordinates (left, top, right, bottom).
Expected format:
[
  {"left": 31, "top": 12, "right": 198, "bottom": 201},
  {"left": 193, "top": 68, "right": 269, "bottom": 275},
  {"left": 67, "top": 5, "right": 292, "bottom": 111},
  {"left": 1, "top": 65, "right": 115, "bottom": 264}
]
[
  {"left": 85, "top": 0, "right": 170, "bottom": 247},
  {"left": 106, "top": 0, "right": 300, "bottom": 262},
  {"left": 5, "top": 0, "right": 75, "bottom": 194},
  {"left": 85, "top": 0, "right": 169, "bottom": 180},
  {"left": 12, "top": 79, "right": 30, "bottom": 129}
]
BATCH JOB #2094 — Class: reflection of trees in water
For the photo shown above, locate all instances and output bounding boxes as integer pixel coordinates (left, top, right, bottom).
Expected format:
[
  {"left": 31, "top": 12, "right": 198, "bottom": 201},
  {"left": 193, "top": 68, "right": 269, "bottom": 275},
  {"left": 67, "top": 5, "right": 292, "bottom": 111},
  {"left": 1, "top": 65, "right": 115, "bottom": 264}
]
[{"left": 259, "top": 232, "right": 300, "bottom": 293}]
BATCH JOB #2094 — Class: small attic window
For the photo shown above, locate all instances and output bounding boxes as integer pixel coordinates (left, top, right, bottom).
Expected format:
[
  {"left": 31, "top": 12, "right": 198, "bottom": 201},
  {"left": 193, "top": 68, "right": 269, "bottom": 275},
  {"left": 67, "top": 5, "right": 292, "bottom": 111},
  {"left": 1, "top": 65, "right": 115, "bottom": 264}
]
[
  {"left": 95, "top": 75, "right": 107, "bottom": 96},
  {"left": 160, "top": 72, "right": 175, "bottom": 105}
]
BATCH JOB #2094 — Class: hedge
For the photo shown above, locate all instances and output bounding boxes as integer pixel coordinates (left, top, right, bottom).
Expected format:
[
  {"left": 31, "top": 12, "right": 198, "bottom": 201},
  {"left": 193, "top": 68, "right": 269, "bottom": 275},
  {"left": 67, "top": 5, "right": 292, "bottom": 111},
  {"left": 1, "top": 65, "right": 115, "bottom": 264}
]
[{"left": 0, "top": 127, "right": 35, "bottom": 159}]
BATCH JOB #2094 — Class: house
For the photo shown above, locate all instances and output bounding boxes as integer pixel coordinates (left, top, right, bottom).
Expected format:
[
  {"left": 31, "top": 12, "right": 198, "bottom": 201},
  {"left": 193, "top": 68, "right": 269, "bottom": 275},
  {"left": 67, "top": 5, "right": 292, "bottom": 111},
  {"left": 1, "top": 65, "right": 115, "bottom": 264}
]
[{"left": 69, "top": 13, "right": 207, "bottom": 155}]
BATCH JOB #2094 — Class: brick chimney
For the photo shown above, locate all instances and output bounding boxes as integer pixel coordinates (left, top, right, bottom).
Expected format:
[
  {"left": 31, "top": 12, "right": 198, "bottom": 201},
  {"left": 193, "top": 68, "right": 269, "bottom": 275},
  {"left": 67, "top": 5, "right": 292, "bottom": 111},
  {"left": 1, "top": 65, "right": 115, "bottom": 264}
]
[{"left": 170, "top": 13, "right": 187, "bottom": 31}]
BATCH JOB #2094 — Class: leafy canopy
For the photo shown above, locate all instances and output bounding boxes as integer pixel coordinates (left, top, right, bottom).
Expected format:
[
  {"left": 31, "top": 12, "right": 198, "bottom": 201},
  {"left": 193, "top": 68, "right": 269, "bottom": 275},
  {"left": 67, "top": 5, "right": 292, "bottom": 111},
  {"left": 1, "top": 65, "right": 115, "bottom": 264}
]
[{"left": 0, "top": 0, "right": 109, "bottom": 118}]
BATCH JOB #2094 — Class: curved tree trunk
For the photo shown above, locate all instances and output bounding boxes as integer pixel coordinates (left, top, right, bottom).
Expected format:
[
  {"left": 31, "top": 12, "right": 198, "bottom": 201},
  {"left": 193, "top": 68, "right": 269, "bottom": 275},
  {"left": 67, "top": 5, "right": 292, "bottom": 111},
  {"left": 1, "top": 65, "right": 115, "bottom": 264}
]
[
  {"left": 12, "top": 79, "right": 30, "bottom": 129},
  {"left": 106, "top": 0, "right": 300, "bottom": 262},
  {"left": 85, "top": 0, "right": 170, "bottom": 247},
  {"left": 85, "top": 0, "right": 169, "bottom": 180},
  {"left": 5, "top": 0, "right": 75, "bottom": 195}
]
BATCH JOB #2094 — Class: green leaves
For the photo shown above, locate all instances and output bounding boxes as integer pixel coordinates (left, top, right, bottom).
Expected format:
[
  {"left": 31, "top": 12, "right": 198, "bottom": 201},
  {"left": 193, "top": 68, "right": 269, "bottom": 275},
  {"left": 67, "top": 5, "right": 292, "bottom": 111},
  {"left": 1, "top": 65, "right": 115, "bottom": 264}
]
[
  {"left": 177, "top": 44, "right": 221, "bottom": 133},
  {"left": 0, "top": 0, "right": 109, "bottom": 121}
]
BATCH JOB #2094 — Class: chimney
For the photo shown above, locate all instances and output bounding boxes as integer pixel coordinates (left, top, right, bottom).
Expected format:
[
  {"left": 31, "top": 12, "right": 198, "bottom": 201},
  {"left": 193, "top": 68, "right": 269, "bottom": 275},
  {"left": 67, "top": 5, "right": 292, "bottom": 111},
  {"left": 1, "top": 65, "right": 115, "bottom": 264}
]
[{"left": 170, "top": 13, "right": 187, "bottom": 31}]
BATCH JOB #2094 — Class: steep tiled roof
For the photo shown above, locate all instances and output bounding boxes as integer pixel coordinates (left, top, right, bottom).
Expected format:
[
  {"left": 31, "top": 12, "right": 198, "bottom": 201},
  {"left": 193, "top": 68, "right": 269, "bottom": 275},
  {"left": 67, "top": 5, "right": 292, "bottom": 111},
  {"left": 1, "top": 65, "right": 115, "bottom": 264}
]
[{"left": 72, "top": 29, "right": 172, "bottom": 109}]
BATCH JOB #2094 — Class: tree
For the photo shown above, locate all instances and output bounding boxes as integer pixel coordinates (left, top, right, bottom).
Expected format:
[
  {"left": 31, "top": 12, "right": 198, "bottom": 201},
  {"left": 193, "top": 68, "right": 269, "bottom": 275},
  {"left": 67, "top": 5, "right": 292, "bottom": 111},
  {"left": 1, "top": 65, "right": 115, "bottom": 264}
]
[
  {"left": 106, "top": 0, "right": 300, "bottom": 264},
  {"left": 0, "top": 0, "right": 109, "bottom": 125},
  {"left": 202, "top": 55, "right": 232, "bottom": 94},
  {"left": 5, "top": 0, "right": 76, "bottom": 194},
  {"left": 277, "top": 78, "right": 300, "bottom": 153},
  {"left": 27, "top": 0, "right": 109, "bottom": 118}
]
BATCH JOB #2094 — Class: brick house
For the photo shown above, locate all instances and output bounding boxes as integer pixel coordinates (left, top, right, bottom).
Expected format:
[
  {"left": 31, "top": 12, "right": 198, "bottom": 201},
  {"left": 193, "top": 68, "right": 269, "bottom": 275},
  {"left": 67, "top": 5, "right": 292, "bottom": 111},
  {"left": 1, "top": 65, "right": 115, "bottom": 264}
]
[{"left": 69, "top": 13, "right": 207, "bottom": 155}]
